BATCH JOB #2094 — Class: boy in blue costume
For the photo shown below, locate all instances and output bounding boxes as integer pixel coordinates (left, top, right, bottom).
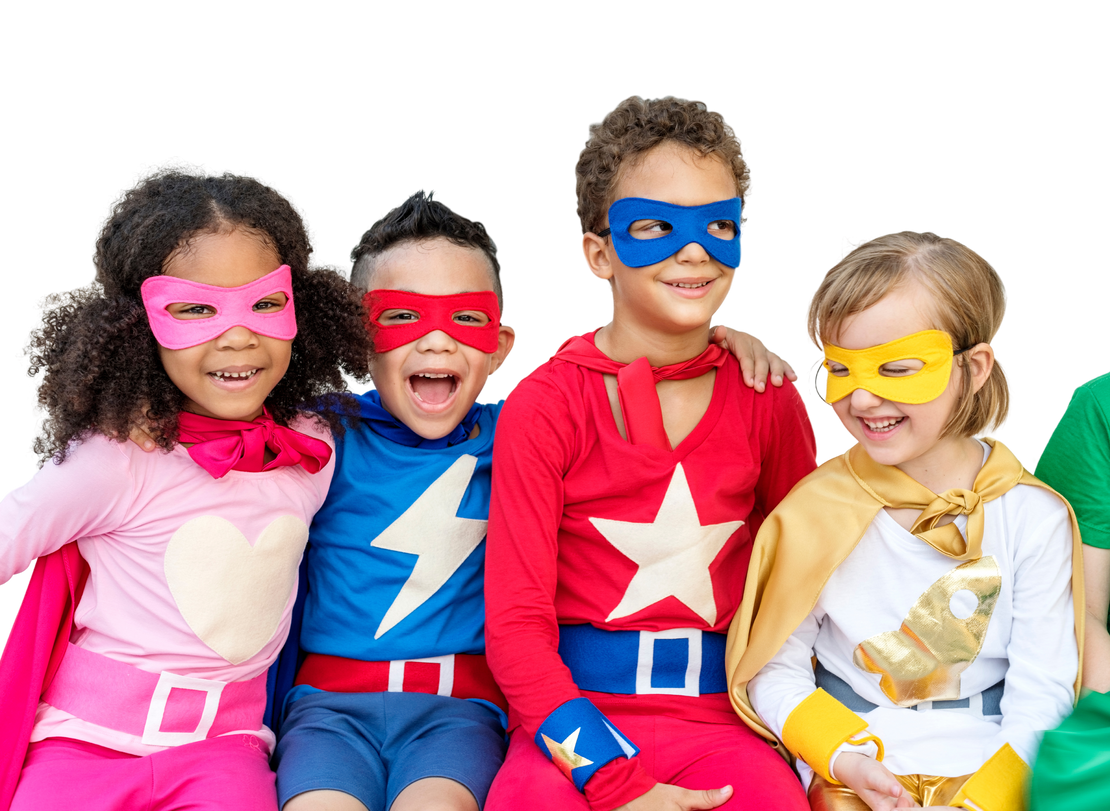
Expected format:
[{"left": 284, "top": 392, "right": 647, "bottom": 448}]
[
  {"left": 273, "top": 192, "right": 514, "bottom": 811},
  {"left": 270, "top": 192, "right": 794, "bottom": 811}
]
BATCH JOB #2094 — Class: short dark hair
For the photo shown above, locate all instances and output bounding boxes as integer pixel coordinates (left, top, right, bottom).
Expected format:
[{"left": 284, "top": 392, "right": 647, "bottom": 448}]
[{"left": 350, "top": 191, "right": 502, "bottom": 310}]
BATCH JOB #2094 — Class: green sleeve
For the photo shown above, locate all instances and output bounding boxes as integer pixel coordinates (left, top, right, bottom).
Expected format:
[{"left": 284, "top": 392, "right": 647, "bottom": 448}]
[
  {"left": 1036, "top": 375, "right": 1110, "bottom": 549},
  {"left": 1030, "top": 690, "right": 1110, "bottom": 810}
]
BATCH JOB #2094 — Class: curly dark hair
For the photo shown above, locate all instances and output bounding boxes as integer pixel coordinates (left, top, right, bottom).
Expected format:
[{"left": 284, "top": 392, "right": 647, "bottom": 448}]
[
  {"left": 28, "top": 170, "right": 373, "bottom": 463},
  {"left": 576, "top": 96, "right": 750, "bottom": 235},
  {"left": 349, "top": 190, "right": 503, "bottom": 310}
]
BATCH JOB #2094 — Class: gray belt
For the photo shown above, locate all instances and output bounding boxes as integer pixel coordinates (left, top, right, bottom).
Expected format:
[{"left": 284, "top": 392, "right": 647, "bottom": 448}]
[{"left": 815, "top": 661, "right": 1004, "bottom": 716}]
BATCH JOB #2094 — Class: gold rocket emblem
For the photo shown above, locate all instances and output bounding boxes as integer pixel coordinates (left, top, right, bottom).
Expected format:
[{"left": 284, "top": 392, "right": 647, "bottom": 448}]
[{"left": 853, "top": 556, "right": 1001, "bottom": 706}]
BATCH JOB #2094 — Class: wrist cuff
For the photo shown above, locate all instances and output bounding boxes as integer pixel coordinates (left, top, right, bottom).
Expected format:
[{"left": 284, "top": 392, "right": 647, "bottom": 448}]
[
  {"left": 535, "top": 697, "right": 640, "bottom": 792},
  {"left": 951, "top": 743, "right": 1028, "bottom": 811},
  {"left": 782, "top": 688, "right": 884, "bottom": 783}
]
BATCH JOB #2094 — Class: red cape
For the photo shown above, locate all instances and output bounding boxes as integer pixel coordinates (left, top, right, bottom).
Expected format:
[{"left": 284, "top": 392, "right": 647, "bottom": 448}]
[{"left": 0, "top": 545, "right": 87, "bottom": 809}]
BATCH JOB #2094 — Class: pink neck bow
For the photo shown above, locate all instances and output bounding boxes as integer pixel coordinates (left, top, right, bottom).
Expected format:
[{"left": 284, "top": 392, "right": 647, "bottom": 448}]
[{"left": 176, "top": 408, "right": 331, "bottom": 479}]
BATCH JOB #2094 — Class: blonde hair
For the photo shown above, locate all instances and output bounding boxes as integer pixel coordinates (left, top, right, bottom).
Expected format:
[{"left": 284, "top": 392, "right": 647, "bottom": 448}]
[{"left": 808, "top": 231, "right": 1009, "bottom": 438}]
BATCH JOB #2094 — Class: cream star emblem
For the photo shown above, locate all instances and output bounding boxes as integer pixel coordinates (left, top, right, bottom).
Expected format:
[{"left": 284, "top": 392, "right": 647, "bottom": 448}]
[
  {"left": 370, "top": 455, "right": 487, "bottom": 638},
  {"left": 591, "top": 463, "right": 743, "bottom": 625},
  {"left": 541, "top": 728, "right": 594, "bottom": 780}
]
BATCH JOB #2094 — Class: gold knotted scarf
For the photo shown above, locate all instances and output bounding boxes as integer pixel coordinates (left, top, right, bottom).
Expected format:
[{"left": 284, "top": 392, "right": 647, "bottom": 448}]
[
  {"left": 724, "top": 438, "right": 1084, "bottom": 752},
  {"left": 846, "top": 441, "right": 1024, "bottom": 561}
]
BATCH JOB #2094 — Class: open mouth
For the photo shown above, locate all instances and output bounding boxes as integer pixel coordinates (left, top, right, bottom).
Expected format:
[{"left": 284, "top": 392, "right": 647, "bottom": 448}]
[
  {"left": 668, "top": 281, "right": 710, "bottom": 289},
  {"left": 409, "top": 372, "right": 459, "bottom": 406},
  {"left": 862, "top": 416, "right": 905, "bottom": 433}
]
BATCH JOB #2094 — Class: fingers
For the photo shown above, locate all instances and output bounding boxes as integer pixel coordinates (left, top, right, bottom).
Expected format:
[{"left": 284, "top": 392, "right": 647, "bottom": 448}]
[
  {"left": 766, "top": 352, "right": 797, "bottom": 386},
  {"left": 681, "top": 785, "right": 732, "bottom": 809},
  {"left": 709, "top": 326, "right": 769, "bottom": 392},
  {"left": 128, "top": 425, "right": 157, "bottom": 452}
]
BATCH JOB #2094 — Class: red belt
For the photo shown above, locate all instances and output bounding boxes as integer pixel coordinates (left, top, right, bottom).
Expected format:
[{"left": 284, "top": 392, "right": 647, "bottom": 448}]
[{"left": 295, "top": 652, "right": 507, "bottom": 712}]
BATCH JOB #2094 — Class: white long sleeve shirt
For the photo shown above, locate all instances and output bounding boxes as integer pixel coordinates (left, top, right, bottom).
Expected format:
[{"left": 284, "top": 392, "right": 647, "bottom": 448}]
[{"left": 748, "top": 444, "right": 1076, "bottom": 785}]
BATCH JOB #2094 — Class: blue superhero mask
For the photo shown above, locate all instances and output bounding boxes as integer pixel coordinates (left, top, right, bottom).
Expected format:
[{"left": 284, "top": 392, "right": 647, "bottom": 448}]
[{"left": 599, "top": 197, "right": 741, "bottom": 268}]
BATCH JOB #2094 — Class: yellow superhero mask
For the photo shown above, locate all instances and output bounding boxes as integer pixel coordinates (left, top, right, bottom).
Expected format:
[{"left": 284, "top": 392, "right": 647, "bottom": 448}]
[{"left": 823, "top": 330, "right": 957, "bottom": 404}]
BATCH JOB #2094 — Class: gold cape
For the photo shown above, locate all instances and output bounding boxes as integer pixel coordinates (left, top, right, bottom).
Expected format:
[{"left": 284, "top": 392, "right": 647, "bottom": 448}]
[{"left": 724, "top": 438, "right": 1085, "bottom": 751}]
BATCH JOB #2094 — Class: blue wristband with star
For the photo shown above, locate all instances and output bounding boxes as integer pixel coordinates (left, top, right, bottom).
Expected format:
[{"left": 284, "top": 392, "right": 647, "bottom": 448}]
[{"left": 535, "top": 697, "right": 640, "bottom": 792}]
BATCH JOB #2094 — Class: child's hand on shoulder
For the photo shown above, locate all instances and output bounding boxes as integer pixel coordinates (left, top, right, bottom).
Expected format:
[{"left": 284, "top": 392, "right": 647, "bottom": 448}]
[
  {"left": 709, "top": 326, "right": 796, "bottom": 392},
  {"left": 833, "top": 753, "right": 919, "bottom": 810},
  {"left": 615, "top": 782, "right": 733, "bottom": 811},
  {"left": 129, "top": 424, "right": 158, "bottom": 452}
]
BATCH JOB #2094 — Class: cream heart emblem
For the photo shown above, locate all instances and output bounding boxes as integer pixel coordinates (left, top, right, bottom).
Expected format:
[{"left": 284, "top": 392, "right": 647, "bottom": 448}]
[{"left": 164, "top": 514, "right": 309, "bottom": 665}]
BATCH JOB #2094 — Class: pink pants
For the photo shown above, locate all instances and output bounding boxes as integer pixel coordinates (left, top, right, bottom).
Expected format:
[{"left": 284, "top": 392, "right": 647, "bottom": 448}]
[
  {"left": 11, "top": 735, "right": 277, "bottom": 811},
  {"left": 485, "top": 714, "right": 807, "bottom": 811}
]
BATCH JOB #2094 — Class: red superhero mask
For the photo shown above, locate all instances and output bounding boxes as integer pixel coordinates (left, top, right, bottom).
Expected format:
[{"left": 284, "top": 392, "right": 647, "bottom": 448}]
[{"left": 364, "top": 289, "right": 502, "bottom": 353}]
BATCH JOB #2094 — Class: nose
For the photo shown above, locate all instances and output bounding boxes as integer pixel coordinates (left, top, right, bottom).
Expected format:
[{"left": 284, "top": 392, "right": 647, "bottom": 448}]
[
  {"left": 414, "top": 329, "right": 457, "bottom": 353},
  {"left": 674, "top": 240, "right": 711, "bottom": 264},
  {"left": 849, "top": 387, "right": 884, "bottom": 410},
  {"left": 214, "top": 325, "right": 261, "bottom": 350}
]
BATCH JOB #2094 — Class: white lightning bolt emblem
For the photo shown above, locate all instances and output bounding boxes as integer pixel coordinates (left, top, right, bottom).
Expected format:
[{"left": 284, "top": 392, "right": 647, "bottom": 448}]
[{"left": 371, "top": 454, "right": 487, "bottom": 638}]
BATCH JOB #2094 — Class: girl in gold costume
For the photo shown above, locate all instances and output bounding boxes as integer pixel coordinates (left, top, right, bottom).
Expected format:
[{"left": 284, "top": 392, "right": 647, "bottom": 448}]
[{"left": 725, "top": 232, "right": 1083, "bottom": 811}]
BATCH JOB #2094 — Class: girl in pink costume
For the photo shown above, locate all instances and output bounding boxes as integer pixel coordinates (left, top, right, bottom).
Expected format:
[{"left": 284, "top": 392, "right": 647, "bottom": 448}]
[{"left": 0, "top": 171, "right": 372, "bottom": 811}]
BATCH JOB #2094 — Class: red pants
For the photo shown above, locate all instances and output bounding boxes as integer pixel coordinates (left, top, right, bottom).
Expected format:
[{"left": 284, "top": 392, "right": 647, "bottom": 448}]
[
  {"left": 11, "top": 735, "right": 277, "bottom": 811},
  {"left": 486, "top": 714, "right": 807, "bottom": 811}
]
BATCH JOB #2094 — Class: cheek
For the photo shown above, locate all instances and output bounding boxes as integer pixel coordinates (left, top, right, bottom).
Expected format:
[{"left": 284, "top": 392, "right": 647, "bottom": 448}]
[
  {"left": 158, "top": 345, "right": 198, "bottom": 386},
  {"left": 269, "top": 339, "right": 293, "bottom": 378}
]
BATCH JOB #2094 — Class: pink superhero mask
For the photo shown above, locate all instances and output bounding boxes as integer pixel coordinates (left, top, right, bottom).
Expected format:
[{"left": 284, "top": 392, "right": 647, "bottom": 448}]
[
  {"left": 141, "top": 265, "right": 298, "bottom": 350},
  {"left": 364, "top": 289, "right": 501, "bottom": 354}
]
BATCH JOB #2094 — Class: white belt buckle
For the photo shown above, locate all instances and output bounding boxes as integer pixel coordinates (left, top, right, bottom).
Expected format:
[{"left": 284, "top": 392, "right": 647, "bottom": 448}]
[
  {"left": 634, "top": 629, "right": 702, "bottom": 697},
  {"left": 142, "top": 671, "right": 225, "bottom": 746},
  {"left": 387, "top": 654, "right": 455, "bottom": 697}
]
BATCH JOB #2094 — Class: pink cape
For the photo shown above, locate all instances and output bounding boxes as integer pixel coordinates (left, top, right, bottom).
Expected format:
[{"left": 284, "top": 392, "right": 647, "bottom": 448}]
[{"left": 0, "top": 545, "right": 87, "bottom": 810}]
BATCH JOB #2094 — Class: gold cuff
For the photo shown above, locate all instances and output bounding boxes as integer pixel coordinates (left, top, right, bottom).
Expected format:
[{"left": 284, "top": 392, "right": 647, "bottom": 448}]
[
  {"left": 782, "top": 688, "right": 884, "bottom": 783},
  {"left": 950, "top": 743, "right": 1028, "bottom": 811}
]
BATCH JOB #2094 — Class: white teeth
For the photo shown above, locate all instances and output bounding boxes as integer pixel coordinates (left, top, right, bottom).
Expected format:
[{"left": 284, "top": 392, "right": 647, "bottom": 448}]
[
  {"left": 416, "top": 373, "right": 452, "bottom": 379},
  {"left": 863, "top": 417, "right": 904, "bottom": 432},
  {"left": 672, "top": 281, "right": 709, "bottom": 289},
  {"left": 212, "top": 370, "right": 257, "bottom": 380}
]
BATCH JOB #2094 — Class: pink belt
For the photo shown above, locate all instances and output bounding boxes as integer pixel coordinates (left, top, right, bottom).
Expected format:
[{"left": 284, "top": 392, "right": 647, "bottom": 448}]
[{"left": 43, "top": 643, "right": 267, "bottom": 746}]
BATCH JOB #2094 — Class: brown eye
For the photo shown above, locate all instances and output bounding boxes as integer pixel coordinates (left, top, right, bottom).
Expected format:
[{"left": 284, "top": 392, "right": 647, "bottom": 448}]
[
  {"left": 629, "top": 220, "right": 673, "bottom": 240},
  {"left": 253, "top": 292, "right": 288, "bottom": 312},
  {"left": 453, "top": 311, "right": 490, "bottom": 326},
  {"left": 380, "top": 309, "right": 419, "bottom": 323},
  {"left": 168, "top": 303, "right": 216, "bottom": 320},
  {"left": 708, "top": 220, "right": 736, "bottom": 239}
]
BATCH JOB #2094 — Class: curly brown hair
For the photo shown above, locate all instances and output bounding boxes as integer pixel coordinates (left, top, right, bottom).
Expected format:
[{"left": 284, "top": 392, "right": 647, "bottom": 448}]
[
  {"left": 575, "top": 96, "right": 750, "bottom": 235},
  {"left": 28, "top": 170, "right": 373, "bottom": 463}
]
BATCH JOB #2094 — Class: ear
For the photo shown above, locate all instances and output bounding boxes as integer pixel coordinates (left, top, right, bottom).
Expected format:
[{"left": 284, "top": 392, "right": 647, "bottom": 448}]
[
  {"left": 583, "top": 232, "right": 614, "bottom": 281},
  {"left": 487, "top": 325, "right": 515, "bottom": 375},
  {"left": 964, "top": 342, "right": 995, "bottom": 395}
]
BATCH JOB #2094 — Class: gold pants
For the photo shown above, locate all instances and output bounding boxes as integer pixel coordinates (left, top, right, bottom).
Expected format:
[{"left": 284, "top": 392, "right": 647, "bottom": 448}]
[{"left": 809, "top": 772, "right": 973, "bottom": 810}]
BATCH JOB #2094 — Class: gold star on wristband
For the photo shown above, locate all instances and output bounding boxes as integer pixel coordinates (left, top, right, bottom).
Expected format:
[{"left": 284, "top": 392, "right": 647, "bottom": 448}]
[{"left": 541, "top": 728, "right": 594, "bottom": 780}]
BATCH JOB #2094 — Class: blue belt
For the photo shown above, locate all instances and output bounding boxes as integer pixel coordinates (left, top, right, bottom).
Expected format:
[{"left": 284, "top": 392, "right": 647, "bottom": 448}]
[
  {"left": 815, "top": 661, "right": 1005, "bottom": 715},
  {"left": 558, "top": 624, "right": 727, "bottom": 696}
]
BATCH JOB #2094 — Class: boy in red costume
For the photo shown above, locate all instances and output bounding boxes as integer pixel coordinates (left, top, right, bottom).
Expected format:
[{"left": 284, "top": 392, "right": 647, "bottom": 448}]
[{"left": 483, "top": 96, "right": 817, "bottom": 811}]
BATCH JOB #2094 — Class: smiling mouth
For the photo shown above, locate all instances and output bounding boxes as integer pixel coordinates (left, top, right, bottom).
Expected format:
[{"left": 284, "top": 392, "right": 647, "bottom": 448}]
[
  {"left": 862, "top": 417, "right": 905, "bottom": 433},
  {"left": 410, "top": 373, "right": 459, "bottom": 405},
  {"left": 666, "top": 281, "right": 711, "bottom": 289}
]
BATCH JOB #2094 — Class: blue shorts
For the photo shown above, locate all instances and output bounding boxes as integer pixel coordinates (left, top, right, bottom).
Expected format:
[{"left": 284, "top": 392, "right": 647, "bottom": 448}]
[{"left": 273, "top": 690, "right": 506, "bottom": 811}]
